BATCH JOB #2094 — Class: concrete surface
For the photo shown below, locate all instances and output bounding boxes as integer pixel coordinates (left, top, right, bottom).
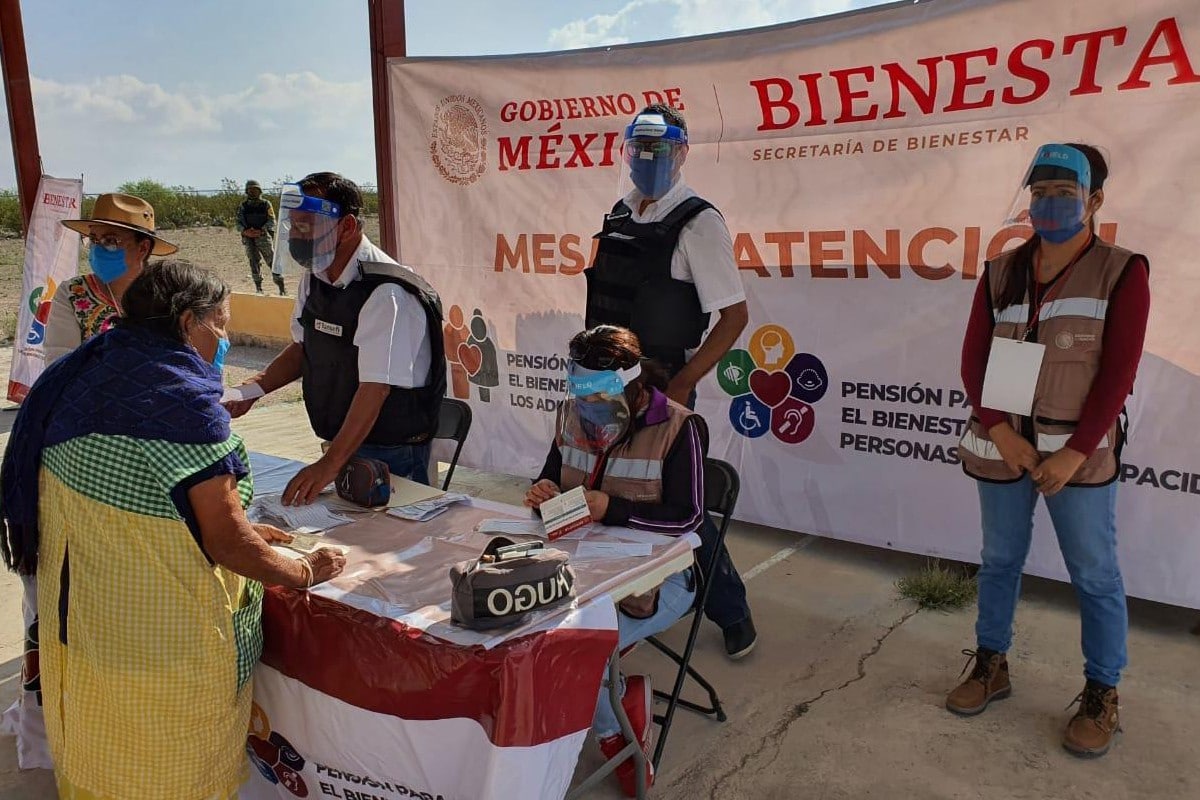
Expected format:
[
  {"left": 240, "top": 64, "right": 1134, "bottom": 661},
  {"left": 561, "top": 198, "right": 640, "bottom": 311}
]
[{"left": 0, "top": 345, "right": 1198, "bottom": 799}]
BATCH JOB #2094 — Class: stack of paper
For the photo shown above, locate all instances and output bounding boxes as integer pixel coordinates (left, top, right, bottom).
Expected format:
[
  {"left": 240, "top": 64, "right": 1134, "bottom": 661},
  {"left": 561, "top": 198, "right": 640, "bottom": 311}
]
[
  {"left": 477, "top": 518, "right": 546, "bottom": 537},
  {"left": 387, "top": 493, "right": 469, "bottom": 522},
  {"left": 250, "top": 495, "right": 353, "bottom": 534}
]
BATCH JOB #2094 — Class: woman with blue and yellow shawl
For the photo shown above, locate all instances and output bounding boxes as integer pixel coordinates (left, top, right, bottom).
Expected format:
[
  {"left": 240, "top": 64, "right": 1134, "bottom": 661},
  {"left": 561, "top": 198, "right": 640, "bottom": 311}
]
[{"left": 1, "top": 260, "right": 345, "bottom": 800}]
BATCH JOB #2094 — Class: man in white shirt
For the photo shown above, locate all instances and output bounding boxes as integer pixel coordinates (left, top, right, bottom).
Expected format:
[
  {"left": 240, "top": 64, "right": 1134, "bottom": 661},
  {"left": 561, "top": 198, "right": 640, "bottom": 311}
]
[
  {"left": 226, "top": 172, "right": 445, "bottom": 500},
  {"left": 584, "top": 105, "right": 757, "bottom": 659}
]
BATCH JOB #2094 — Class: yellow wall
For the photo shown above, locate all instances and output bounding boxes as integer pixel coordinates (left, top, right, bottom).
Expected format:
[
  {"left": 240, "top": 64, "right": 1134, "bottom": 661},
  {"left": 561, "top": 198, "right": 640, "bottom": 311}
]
[{"left": 228, "top": 292, "right": 293, "bottom": 347}]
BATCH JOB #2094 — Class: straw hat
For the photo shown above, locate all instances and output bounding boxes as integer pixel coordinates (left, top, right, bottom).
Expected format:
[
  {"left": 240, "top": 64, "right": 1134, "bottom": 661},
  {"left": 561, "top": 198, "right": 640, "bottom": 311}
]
[{"left": 62, "top": 193, "right": 179, "bottom": 256}]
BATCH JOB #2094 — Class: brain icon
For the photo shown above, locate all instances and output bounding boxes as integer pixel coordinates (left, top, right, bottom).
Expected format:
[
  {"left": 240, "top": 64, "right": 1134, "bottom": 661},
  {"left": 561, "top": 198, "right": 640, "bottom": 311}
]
[{"left": 718, "top": 325, "right": 828, "bottom": 445}]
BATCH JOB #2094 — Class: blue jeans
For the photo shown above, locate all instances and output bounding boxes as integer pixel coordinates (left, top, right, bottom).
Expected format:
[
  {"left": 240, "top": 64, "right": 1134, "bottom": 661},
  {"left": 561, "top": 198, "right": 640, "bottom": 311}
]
[
  {"left": 696, "top": 514, "right": 751, "bottom": 629},
  {"left": 593, "top": 570, "right": 696, "bottom": 738},
  {"left": 975, "top": 475, "right": 1127, "bottom": 687},
  {"left": 682, "top": 390, "right": 753, "bottom": 630},
  {"left": 355, "top": 442, "right": 432, "bottom": 486}
]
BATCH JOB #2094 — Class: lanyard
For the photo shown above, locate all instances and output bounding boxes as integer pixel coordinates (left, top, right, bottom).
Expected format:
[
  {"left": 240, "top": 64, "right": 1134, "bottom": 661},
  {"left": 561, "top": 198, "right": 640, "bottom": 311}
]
[
  {"left": 587, "top": 451, "right": 609, "bottom": 490},
  {"left": 1024, "top": 234, "right": 1092, "bottom": 339}
]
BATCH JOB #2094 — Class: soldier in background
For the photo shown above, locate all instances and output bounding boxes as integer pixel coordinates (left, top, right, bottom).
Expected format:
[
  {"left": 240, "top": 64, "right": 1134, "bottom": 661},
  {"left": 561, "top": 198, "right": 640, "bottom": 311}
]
[{"left": 237, "top": 179, "right": 285, "bottom": 295}]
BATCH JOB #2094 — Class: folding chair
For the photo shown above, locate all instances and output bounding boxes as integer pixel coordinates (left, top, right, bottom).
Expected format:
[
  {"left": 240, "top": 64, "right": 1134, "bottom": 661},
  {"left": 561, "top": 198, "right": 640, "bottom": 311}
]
[
  {"left": 433, "top": 398, "right": 472, "bottom": 491},
  {"left": 644, "top": 457, "right": 739, "bottom": 769}
]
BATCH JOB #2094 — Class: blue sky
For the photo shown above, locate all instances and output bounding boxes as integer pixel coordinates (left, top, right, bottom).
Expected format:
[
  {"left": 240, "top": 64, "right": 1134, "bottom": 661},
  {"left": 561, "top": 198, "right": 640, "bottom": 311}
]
[{"left": 0, "top": 0, "right": 886, "bottom": 192}]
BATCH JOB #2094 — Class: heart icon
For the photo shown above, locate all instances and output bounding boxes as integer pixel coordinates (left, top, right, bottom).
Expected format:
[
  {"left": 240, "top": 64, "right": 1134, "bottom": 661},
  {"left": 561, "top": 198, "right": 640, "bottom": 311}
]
[
  {"left": 749, "top": 369, "right": 791, "bottom": 408},
  {"left": 457, "top": 342, "right": 483, "bottom": 377}
]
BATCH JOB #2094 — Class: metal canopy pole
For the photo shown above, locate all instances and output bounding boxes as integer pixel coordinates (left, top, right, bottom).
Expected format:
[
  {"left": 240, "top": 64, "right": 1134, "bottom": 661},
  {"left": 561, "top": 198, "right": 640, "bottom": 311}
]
[{"left": 368, "top": 0, "right": 406, "bottom": 260}]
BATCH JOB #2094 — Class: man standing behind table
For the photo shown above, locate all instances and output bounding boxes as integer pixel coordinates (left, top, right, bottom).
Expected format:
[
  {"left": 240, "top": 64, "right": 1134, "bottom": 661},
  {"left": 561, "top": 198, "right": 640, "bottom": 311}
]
[
  {"left": 583, "top": 104, "right": 757, "bottom": 659},
  {"left": 225, "top": 172, "right": 446, "bottom": 497},
  {"left": 237, "top": 179, "right": 286, "bottom": 295}
]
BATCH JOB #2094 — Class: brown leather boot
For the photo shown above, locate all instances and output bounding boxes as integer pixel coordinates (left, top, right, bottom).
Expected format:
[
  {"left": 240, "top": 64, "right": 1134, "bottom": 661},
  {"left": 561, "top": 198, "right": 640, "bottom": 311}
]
[
  {"left": 1063, "top": 680, "right": 1120, "bottom": 758},
  {"left": 946, "top": 648, "right": 1011, "bottom": 716}
]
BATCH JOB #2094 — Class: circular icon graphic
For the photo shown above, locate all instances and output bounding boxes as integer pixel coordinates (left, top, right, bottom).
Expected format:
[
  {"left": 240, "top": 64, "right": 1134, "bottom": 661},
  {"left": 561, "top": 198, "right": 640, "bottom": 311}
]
[
  {"left": 717, "top": 349, "right": 755, "bottom": 396},
  {"left": 771, "top": 398, "right": 816, "bottom": 444},
  {"left": 749, "top": 325, "right": 795, "bottom": 371},
  {"left": 274, "top": 764, "right": 309, "bottom": 797},
  {"left": 729, "top": 394, "right": 771, "bottom": 438},
  {"left": 785, "top": 353, "right": 829, "bottom": 404},
  {"left": 248, "top": 750, "right": 279, "bottom": 784},
  {"left": 271, "top": 732, "right": 305, "bottom": 770},
  {"left": 27, "top": 287, "right": 43, "bottom": 315},
  {"left": 1055, "top": 331, "right": 1075, "bottom": 350},
  {"left": 249, "top": 703, "right": 270, "bottom": 739},
  {"left": 25, "top": 322, "right": 44, "bottom": 346},
  {"left": 430, "top": 96, "right": 489, "bottom": 186},
  {"left": 729, "top": 323, "right": 829, "bottom": 445}
]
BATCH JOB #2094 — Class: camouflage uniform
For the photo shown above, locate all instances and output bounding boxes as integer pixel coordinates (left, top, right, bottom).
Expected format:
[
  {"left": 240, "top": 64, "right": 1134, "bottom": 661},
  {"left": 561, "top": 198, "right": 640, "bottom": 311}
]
[{"left": 237, "top": 179, "right": 285, "bottom": 294}]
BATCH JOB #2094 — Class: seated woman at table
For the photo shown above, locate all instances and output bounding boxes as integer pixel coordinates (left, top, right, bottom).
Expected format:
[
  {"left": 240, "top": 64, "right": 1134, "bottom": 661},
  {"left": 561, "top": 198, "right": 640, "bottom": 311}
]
[
  {"left": 525, "top": 324, "right": 704, "bottom": 797},
  {"left": 0, "top": 260, "right": 346, "bottom": 800}
]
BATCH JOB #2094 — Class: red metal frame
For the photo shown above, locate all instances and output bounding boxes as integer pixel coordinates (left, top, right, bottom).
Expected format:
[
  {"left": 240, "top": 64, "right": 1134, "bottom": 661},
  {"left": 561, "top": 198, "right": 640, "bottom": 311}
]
[
  {"left": 369, "top": 0, "right": 407, "bottom": 259},
  {"left": 0, "top": 0, "right": 42, "bottom": 233}
]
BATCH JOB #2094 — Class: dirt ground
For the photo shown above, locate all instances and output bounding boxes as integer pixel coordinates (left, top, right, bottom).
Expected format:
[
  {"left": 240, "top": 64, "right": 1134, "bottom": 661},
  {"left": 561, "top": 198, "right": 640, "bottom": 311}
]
[{"left": 0, "top": 217, "right": 383, "bottom": 341}]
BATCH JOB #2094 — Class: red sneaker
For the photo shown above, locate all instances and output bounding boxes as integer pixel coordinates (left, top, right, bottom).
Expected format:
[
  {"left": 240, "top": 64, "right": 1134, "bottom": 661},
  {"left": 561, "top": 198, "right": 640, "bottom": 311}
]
[{"left": 598, "top": 674, "right": 654, "bottom": 797}]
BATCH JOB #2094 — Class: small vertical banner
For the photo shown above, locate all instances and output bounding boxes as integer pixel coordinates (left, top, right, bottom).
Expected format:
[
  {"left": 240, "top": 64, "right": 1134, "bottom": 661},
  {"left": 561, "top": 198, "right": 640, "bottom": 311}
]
[{"left": 7, "top": 175, "right": 83, "bottom": 403}]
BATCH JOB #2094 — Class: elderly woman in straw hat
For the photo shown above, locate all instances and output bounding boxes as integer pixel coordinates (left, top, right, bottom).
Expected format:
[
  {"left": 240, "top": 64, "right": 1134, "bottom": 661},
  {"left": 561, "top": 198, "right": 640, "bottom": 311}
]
[{"left": 43, "top": 193, "right": 179, "bottom": 364}]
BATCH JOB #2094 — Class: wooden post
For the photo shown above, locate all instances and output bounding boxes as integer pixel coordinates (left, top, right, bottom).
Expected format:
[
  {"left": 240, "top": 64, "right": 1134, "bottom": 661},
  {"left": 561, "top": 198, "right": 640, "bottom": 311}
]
[
  {"left": 0, "top": 0, "right": 41, "bottom": 233},
  {"left": 368, "top": 0, "right": 406, "bottom": 260}
]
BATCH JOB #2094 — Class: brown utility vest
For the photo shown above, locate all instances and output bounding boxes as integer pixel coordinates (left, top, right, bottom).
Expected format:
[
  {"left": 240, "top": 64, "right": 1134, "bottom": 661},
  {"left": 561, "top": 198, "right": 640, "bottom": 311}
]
[
  {"left": 558, "top": 398, "right": 695, "bottom": 502},
  {"left": 959, "top": 238, "right": 1145, "bottom": 486}
]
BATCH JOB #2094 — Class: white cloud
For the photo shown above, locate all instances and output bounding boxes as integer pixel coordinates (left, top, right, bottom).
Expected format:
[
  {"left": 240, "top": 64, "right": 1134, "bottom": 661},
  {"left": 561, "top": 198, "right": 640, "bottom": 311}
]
[
  {"left": 547, "top": 0, "right": 857, "bottom": 49},
  {"left": 14, "top": 72, "right": 375, "bottom": 191}
]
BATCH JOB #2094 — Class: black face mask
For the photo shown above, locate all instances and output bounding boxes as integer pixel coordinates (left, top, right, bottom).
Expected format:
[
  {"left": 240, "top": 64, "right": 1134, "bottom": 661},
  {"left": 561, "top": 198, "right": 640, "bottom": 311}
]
[{"left": 288, "top": 229, "right": 336, "bottom": 269}]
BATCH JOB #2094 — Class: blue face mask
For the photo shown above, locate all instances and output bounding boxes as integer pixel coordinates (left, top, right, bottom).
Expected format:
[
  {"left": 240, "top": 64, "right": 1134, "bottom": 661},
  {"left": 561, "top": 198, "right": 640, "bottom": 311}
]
[
  {"left": 1030, "top": 196, "right": 1086, "bottom": 244},
  {"left": 212, "top": 337, "right": 230, "bottom": 372},
  {"left": 629, "top": 157, "right": 675, "bottom": 199},
  {"left": 88, "top": 245, "right": 129, "bottom": 283}
]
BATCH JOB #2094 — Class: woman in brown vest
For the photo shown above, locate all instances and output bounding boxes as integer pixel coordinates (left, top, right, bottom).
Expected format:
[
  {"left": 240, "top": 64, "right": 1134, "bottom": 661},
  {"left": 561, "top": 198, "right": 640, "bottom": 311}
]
[
  {"left": 951, "top": 143, "right": 1151, "bottom": 758},
  {"left": 525, "top": 325, "right": 705, "bottom": 797}
]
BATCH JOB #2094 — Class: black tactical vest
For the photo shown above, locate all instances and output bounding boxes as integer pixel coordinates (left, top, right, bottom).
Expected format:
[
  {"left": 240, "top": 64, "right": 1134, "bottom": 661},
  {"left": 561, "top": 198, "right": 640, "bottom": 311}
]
[
  {"left": 584, "top": 196, "right": 714, "bottom": 375},
  {"left": 299, "top": 261, "right": 446, "bottom": 446},
  {"left": 240, "top": 198, "right": 271, "bottom": 229}
]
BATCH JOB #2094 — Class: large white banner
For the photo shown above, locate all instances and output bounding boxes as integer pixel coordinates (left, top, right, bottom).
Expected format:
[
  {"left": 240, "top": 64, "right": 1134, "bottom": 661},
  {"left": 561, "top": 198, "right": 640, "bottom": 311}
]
[
  {"left": 389, "top": 0, "right": 1200, "bottom": 607},
  {"left": 7, "top": 175, "right": 83, "bottom": 403}
]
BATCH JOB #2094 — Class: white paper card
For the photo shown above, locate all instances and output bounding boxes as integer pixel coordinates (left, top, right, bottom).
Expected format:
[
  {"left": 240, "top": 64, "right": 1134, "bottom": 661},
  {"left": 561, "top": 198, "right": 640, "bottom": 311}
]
[
  {"left": 270, "top": 541, "right": 349, "bottom": 559},
  {"left": 221, "top": 382, "right": 265, "bottom": 404},
  {"left": 250, "top": 495, "right": 353, "bottom": 534},
  {"left": 477, "top": 518, "right": 546, "bottom": 537},
  {"left": 575, "top": 541, "right": 654, "bottom": 560},
  {"left": 981, "top": 338, "right": 1045, "bottom": 417},
  {"left": 539, "top": 486, "right": 592, "bottom": 540}
]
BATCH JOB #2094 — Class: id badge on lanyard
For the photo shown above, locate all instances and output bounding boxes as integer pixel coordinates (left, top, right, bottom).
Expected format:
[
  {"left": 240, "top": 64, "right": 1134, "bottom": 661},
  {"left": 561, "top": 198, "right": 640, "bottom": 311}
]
[
  {"left": 982, "top": 338, "right": 1045, "bottom": 416},
  {"left": 981, "top": 244, "right": 1085, "bottom": 417}
]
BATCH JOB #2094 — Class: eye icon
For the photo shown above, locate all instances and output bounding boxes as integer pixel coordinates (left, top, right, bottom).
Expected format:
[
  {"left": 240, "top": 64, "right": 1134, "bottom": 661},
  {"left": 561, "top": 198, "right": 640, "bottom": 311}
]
[{"left": 723, "top": 364, "right": 744, "bottom": 383}]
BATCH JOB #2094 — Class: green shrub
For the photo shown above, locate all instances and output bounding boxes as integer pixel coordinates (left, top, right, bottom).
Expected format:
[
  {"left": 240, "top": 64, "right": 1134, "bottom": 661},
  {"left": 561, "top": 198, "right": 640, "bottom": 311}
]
[
  {"left": 0, "top": 179, "right": 380, "bottom": 235},
  {"left": 897, "top": 560, "right": 978, "bottom": 611}
]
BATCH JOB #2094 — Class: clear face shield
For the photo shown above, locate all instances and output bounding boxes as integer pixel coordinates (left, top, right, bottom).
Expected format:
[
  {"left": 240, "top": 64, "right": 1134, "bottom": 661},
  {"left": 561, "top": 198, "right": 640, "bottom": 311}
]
[
  {"left": 271, "top": 184, "right": 342, "bottom": 275},
  {"left": 616, "top": 113, "right": 688, "bottom": 202},
  {"left": 558, "top": 362, "right": 641, "bottom": 454},
  {"left": 1001, "top": 143, "right": 1093, "bottom": 245}
]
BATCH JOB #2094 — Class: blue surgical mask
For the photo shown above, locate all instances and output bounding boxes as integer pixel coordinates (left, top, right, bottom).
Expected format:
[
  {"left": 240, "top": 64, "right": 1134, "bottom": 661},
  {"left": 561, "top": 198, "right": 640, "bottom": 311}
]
[
  {"left": 1030, "top": 196, "right": 1086, "bottom": 244},
  {"left": 212, "top": 336, "right": 230, "bottom": 371},
  {"left": 88, "top": 245, "right": 129, "bottom": 283},
  {"left": 576, "top": 398, "right": 622, "bottom": 429},
  {"left": 200, "top": 322, "right": 230, "bottom": 371},
  {"left": 629, "top": 157, "right": 675, "bottom": 199}
]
